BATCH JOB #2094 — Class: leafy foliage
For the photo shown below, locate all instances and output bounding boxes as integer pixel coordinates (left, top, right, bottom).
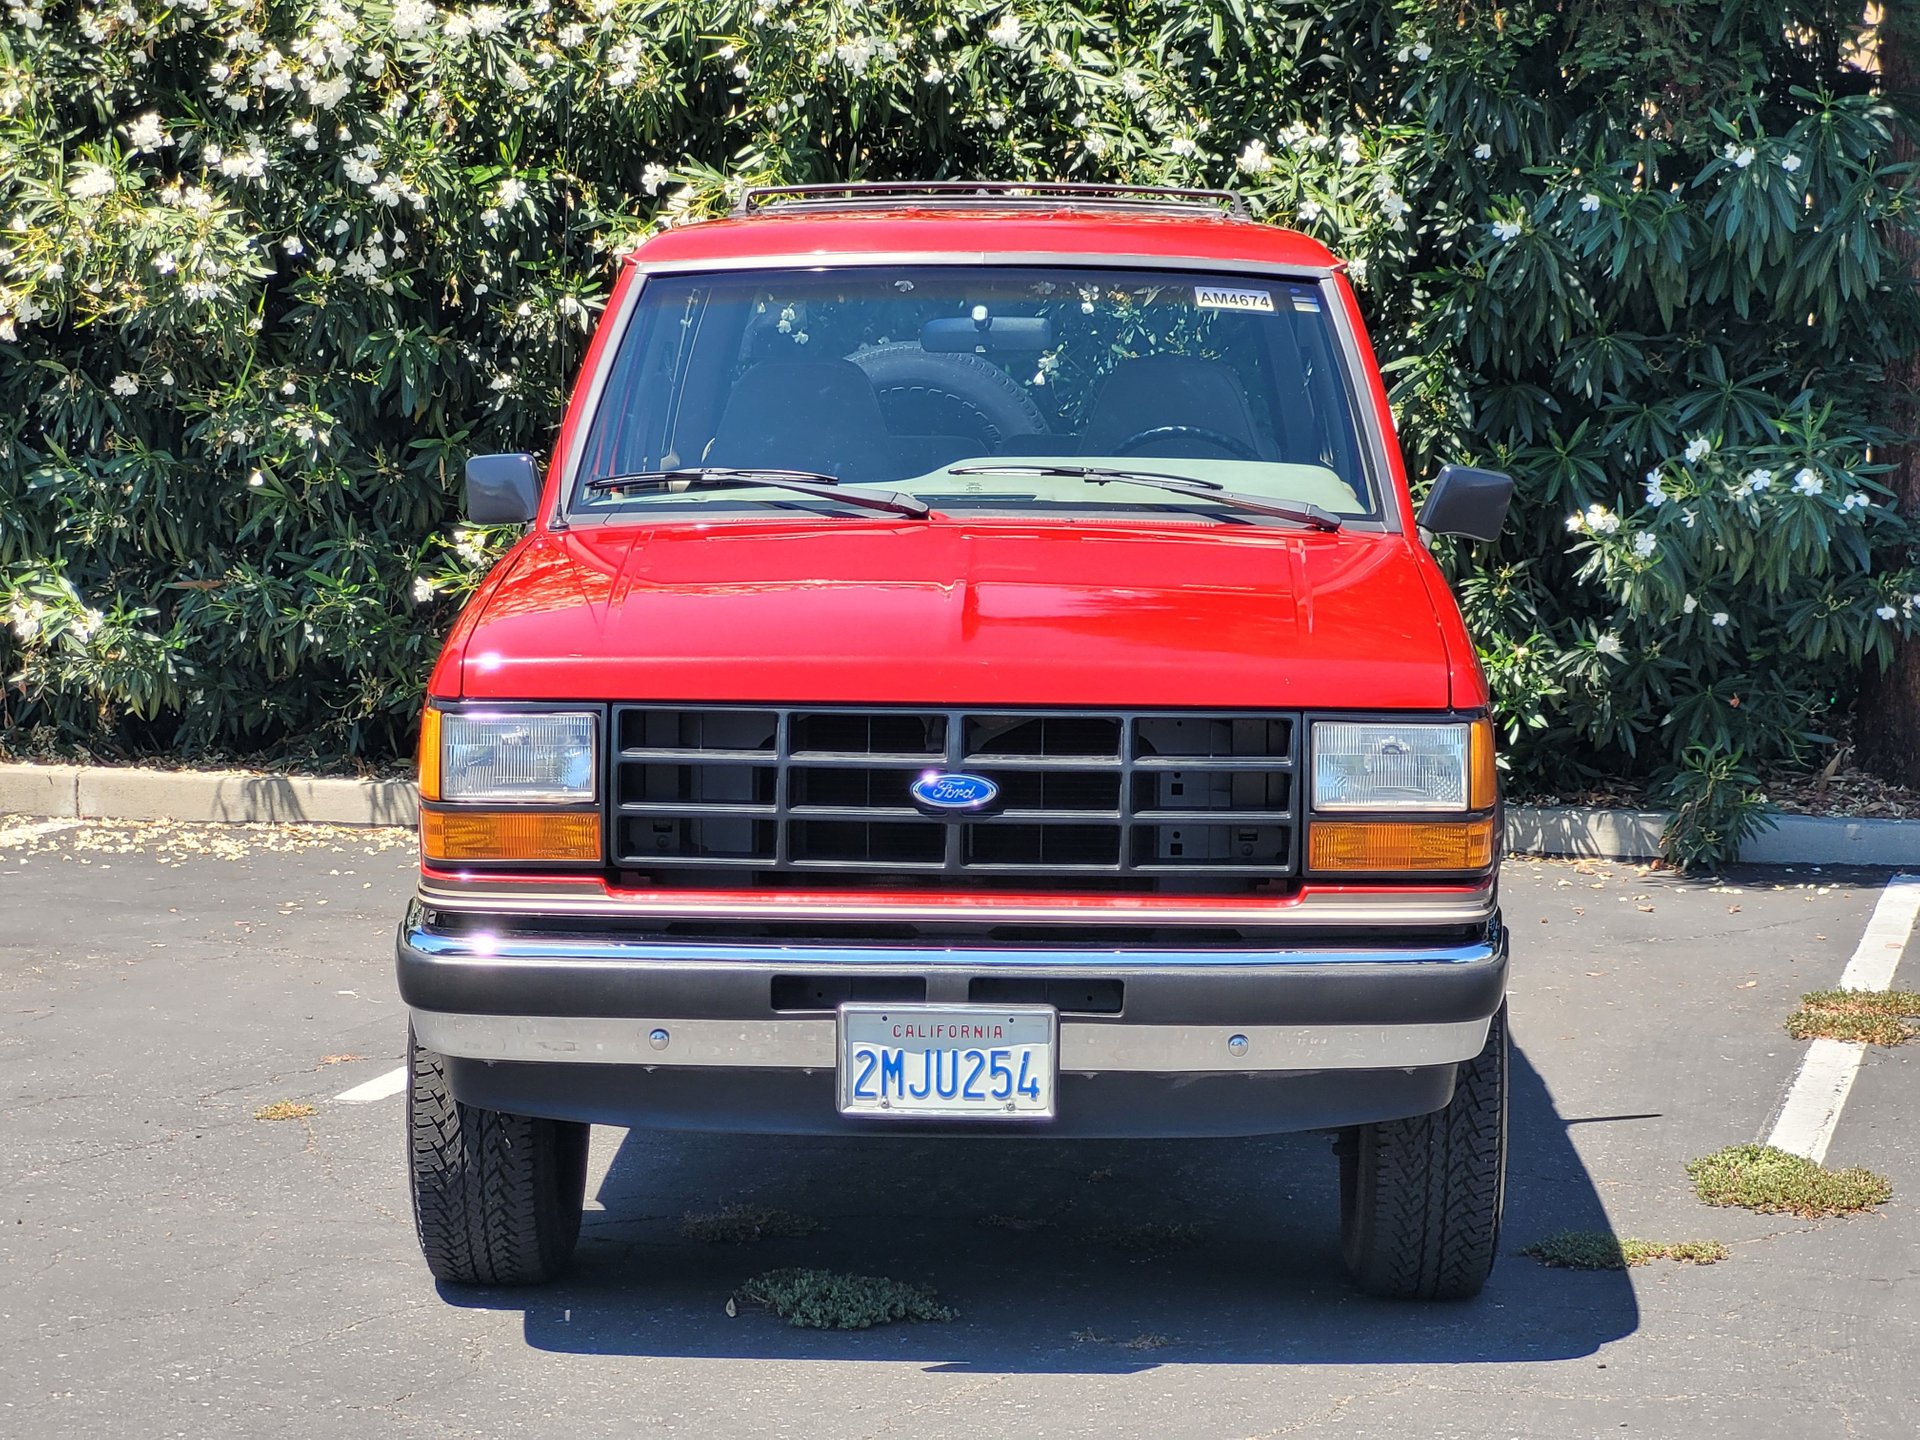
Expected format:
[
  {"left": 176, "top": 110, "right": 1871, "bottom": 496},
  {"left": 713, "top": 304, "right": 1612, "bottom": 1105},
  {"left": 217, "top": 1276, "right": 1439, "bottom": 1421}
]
[
  {"left": 2, "top": 1, "right": 1918, "bottom": 857},
  {"left": 1686, "top": 1144, "right": 1892, "bottom": 1217},
  {"left": 737, "top": 1267, "right": 955, "bottom": 1328}
]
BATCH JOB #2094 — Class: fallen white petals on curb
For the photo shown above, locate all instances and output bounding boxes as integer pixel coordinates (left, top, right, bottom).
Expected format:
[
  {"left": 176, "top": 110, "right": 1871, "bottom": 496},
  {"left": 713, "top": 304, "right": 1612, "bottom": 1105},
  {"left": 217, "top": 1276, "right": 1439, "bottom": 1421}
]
[
  {"left": 1764, "top": 873, "right": 1920, "bottom": 1164},
  {"left": 335, "top": 1066, "right": 409, "bottom": 1104},
  {"left": 0, "top": 818, "right": 83, "bottom": 847}
]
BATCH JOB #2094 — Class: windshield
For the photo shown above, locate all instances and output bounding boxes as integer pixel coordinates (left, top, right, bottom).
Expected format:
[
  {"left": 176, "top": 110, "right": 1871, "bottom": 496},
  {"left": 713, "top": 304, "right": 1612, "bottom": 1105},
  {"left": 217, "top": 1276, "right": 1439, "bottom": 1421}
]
[{"left": 571, "top": 265, "right": 1380, "bottom": 523}]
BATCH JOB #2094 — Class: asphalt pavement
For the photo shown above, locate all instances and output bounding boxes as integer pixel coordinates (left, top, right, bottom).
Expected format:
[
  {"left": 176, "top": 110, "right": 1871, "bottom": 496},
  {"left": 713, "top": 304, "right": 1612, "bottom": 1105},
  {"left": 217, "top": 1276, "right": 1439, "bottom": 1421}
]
[{"left": 2, "top": 819, "right": 1916, "bottom": 1438}]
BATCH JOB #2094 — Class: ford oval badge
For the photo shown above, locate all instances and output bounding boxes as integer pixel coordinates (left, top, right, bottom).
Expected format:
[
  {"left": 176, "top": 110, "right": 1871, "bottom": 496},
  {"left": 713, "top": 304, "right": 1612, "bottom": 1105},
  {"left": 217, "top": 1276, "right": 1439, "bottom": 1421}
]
[{"left": 910, "top": 771, "right": 1000, "bottom": 813}]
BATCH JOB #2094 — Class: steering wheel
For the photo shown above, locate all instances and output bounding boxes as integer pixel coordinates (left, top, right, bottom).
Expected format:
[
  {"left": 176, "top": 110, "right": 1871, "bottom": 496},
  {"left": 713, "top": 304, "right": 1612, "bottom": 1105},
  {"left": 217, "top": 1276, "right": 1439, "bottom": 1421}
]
[{"left": 1113, "top": 424, "right": 1261, "bottom": 460}]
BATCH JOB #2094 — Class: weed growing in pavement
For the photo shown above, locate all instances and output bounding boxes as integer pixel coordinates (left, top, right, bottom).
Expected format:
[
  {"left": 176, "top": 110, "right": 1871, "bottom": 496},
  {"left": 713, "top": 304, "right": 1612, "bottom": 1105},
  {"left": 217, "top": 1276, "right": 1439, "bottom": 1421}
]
[
  {"left": 680, "top": 1204, "right": 822, "bottom": 1244},
  {"left": 1785, "top": 990, "right": 1920, "bottom": 1047},
  {"left": 1686, "top": 1145, "right": 1892, "bottom": 1217},
  {"left": 735, "top": 1268, "right": 954, "bottom": 1330},
  {"left": 977, "top": 1212, "right": 1055, "bottom": 1233},
  {"left": 1522, "top": 1231, "right": 1729, "bottom": 1269},
  {"left": 253, "top": 1101, "right": 316, "bottom": 1121}
]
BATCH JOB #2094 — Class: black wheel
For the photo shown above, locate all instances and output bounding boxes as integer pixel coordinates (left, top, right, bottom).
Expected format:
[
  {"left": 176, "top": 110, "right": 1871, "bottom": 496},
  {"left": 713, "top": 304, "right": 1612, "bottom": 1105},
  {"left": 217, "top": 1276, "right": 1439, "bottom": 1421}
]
[
  {"left": 1113, "top": 423, "right": 1261, "bottom": 459},
  {"left": 1339, "top": 1001, "right": 1508, "bottom": 1300},
  {"left": 407, "top": 1026, "right": 590, "bottom": 1285},
  {"left": 850, "top": 342, "right": 1050, "bottom": 446}
]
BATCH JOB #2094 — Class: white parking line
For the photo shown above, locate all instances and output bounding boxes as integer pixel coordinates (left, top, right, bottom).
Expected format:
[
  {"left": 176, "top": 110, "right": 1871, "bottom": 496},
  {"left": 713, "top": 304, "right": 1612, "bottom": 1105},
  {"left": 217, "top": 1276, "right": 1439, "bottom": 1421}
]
[
  {"left": 1764, "top": 873, "right": 1920, "bottom": 1164},
  {"left": 335, "top": 1066, "right": 409, "bottom": 1104}
]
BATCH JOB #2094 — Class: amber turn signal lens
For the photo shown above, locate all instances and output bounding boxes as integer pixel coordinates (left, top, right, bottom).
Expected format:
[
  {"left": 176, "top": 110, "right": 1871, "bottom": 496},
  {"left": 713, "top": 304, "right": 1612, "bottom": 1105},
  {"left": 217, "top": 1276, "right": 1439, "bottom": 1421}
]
[
  {"left": 420, "top": 808, "right": 600, "bottom": 863},
  {"left": 417, "top": 707, "right": 443, "bottom": 803},
  {"left": 1308, "top": 816, "right": 1497, "bottom": 873},
  {"left": 1469, "top": 718, "right": 1497, "bottom": 811}
]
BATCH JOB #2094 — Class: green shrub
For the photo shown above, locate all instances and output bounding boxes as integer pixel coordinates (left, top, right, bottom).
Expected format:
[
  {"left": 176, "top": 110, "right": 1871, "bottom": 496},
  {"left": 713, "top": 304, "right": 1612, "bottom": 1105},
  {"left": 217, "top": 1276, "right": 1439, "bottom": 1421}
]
[{"left": 2, "top": 1, "right": 1917, "bottom": 865}]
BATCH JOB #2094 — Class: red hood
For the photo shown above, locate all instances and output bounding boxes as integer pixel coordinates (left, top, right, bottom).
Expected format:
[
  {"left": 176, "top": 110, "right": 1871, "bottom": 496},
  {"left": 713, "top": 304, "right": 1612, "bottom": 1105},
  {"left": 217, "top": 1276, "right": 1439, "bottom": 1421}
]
[{"left": 442, "top": 518, "right": 1467, "bottom": 709}]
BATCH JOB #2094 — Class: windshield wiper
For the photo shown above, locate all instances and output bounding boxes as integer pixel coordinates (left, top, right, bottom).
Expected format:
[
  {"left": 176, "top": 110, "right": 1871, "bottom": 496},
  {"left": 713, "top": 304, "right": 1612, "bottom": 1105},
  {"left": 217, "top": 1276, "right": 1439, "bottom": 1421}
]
[
  {"left": 584, "top": 467, "right": 932, "bottom": 520},
  {"left": 948, "top": 463, "right": 1342, "bottom": 531}
]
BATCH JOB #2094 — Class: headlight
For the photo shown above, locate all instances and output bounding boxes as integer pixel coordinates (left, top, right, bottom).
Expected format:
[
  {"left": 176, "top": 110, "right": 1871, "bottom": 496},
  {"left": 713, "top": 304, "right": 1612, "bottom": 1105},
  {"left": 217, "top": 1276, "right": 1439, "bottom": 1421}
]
[
  {"left": 430, "top": 711, "right": 599, "bottom": 803},
  {"left": 1312, "top": 720, "right": 1493, "bottom": 813}
]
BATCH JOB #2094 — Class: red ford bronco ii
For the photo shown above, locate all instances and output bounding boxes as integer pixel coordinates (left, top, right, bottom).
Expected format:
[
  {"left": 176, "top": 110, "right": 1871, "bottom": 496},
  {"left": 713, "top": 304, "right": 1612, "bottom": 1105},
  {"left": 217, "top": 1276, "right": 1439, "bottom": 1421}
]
[{"left": 401, "top": 182, "right": 1515, "bottom": 1300}]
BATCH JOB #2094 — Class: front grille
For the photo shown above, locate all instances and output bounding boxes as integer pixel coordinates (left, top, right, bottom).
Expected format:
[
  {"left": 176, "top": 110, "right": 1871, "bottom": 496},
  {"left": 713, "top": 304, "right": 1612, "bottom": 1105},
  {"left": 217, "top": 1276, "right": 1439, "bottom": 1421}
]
[{"left": 609, "top": 706, "right": 1301, "bottom": 892}]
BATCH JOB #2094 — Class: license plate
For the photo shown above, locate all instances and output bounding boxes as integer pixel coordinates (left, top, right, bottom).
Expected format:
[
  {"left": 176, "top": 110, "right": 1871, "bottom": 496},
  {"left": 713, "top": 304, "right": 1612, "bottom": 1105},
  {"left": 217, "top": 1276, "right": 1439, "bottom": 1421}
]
[{"left": 837, "top": 1004, "right": 1057, "bottom": 1119}]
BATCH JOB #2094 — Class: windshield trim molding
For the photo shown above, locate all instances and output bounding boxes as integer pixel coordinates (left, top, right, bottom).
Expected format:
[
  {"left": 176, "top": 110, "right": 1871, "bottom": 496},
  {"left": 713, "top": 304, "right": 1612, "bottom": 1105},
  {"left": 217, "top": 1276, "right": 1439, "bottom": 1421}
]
[{"left": 557, "top": 255, "right": 1382, "bottom": 530}]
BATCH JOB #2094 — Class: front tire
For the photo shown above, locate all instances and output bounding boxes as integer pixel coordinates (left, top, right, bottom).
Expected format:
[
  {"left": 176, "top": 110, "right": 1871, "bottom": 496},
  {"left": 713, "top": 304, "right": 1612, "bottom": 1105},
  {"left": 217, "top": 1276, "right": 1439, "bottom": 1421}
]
[
  {"left": 407, "top": 1027, "right": 590, "bottom": 1285},
  {"left": 1339, "top": 1001, "right": 1508, "bottom": 1300}
]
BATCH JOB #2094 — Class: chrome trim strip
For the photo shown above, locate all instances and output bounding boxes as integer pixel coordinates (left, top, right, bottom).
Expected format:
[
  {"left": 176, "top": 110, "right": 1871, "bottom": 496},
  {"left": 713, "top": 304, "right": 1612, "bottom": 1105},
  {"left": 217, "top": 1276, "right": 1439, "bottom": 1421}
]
[
  {"left": 413, "top": 878, "right": 1497, "bottom": 929},
  {"left": 409, "top": 1009, "right": 1488, "bottom": 1073},
  {"left": 404, "top": 926, "right": 1500, "bottom": 970}
]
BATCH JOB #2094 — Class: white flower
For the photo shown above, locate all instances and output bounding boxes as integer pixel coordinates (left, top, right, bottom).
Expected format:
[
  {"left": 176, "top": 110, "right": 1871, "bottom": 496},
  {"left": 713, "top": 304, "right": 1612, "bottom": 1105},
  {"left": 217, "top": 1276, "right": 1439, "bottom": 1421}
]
[
  {"left": 1711, "top": 611, "right": 1730, "bottom": 627},
  {"left": 1411, "top": 41, "right": 1432, "bottom": 61},
  {"left": 66, "top": 164, "right": 116, "bottom": 199},
  {"left": 1489, "top": 217, "right": 1522, "bottom": 243},
  {"left": 1298, "top": 198, "right": 1324, "bottom": 222},
  {"left": 1683, "top": 436, "right": 1711, "bottom": 463},
  {"left": 1632, "top": 531, "right": 1658, "bottom": 558},
  {"left": 1683, "top": 594, "right": 1699, "bottom": 614},
  {"left": 124, "top": 112, "right": 170, "bottom": 152},
  {"left": 159, "top": 370, "right": 175, "bottom": 386},
  {"left": 283, "top": 235, "right": 304, "bottom": 255},
  {"left": 987, "top": 12, "right": 1021, "bottom": 47},
  {"left": 1338, "top": 134, "right": 1362, "bottom": 165},
  {"left": 641, "top": 162, "right": 670, "bottom": 195},
  {"left": 1781, "top": 153, "right": 1802, "bottom": 174},
  {"left": 1842, "top": 492, "right": 1868, "bottom": 511},
  {"left": 1579, "top": 192, "right": 1601, "bottom": 212},
  {"left": 152, "top": 251, "right": 177, "bottom": 274},
  {"left": 412, "top": 576, "right": 436, "bottom": 603},
  {"left": 1740, "top": 467, "right": 1773, "bottom": 494},
  {"left": 1473, "top": 142, "right": 1492, "bottom": 160},
  {"left": 1380, "top": 192, "right": 1409, "bottom": 228},
  {"left": 1595, "top": 633, "right": 1623, "bottom": 657},
  {"left": 558, "top": 22, "right": 586, "bottom": 46},
  {"left": 469, "top": 5, "right": 509, "bottom": 36},
  {"left": 1733, "top": 146, "right": 1755, "bottom": 169},
  {"left": 392, "top": 0, "right": 435, "bottom": 37},
  {"left": 1169, "top": 136, "right": 1197, "bottom": 158},
  {"left": 1876, "top": 605, "right": 1898, "bottom": 620},
  {"left": 497, "top": 177, "right": 528, "bottom": 207},
  {"left": 1575, "top": 503, "right": 1620, "bottom": 535},
  {"left": 1565, "top": 512, "right": 1585, "bottom": 533},
  {"left": 1643, "top": 471, "right": 1667, "bottom": 507},
  {"left": 1236, "top": 139, "right": 1272, "bottom": 175},
  {"left": 247, "top": 469, "right": 264, "bottom": 487},
  {"left": 1791, "top": 467, "right": 1824, "bottom": 496},
  {"left": 9, "top": 597, "right": 47, "bottom": 641},
  {"left": 109, "top": 372, "right": 139, "bottom": 396}
]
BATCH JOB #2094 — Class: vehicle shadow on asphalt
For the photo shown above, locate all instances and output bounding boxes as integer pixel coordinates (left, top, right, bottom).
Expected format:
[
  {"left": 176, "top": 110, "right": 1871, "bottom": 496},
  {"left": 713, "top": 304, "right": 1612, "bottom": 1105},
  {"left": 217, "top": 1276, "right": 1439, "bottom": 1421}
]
[{"left": 441, "top": 1043, "right": 1638, "bottom": 1369}]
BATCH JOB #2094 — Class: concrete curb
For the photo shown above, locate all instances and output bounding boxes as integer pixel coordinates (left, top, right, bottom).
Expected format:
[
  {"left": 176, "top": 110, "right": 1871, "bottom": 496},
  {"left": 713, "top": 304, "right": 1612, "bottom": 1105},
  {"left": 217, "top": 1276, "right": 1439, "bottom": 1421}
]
[
  {"left": 0, "top": 762, "right": 417, "bottom": 827},
  {"left": 4, "top": 763, "right": 1919, "bottom": 866},
  {"left": 1508, "top": 805, "right": 1920, "bottom": 868}
]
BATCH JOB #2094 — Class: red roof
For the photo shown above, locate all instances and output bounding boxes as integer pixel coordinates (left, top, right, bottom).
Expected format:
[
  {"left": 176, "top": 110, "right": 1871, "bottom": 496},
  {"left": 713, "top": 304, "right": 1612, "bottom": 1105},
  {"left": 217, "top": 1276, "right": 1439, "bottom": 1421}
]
[{"left": 629, "top": 206, "right": 1344, "bottom": 271}]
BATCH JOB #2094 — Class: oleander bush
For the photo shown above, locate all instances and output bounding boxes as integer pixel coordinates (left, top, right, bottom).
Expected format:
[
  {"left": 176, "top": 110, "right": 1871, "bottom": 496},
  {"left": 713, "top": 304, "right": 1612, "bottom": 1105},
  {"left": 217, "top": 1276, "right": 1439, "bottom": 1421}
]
[{"left": 1, "top": 0, "right": 1917, "bottom": 859}]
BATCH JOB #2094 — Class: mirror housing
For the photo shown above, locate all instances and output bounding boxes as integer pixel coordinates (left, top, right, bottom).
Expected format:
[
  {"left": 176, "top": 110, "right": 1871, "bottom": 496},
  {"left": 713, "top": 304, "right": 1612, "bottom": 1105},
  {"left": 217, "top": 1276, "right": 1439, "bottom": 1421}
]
[
  {"left": 465, "top": 453, "right": 543, "bottom": 525},
  {"left": 921, "top": 315, "right": 1055, "bottom": 353},
  {"left": 1416, "top": 464, "right": 1514, "bottom": 542}
]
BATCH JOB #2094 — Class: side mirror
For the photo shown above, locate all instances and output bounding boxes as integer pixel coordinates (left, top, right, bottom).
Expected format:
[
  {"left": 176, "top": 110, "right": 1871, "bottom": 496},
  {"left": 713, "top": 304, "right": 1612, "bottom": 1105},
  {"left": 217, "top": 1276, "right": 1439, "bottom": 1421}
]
[
  {"left": 465, "top": 453, "right": 543, "bottom": 525},
  {"left": 1416, "top": 464, "right": 1514, "bottom": 542}
]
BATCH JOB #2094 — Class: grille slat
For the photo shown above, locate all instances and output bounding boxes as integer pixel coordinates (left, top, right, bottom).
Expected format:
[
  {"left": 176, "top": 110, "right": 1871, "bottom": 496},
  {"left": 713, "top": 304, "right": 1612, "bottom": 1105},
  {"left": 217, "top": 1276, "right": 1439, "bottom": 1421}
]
[{"left": 611, "top": 706, "right": 1300, "bottom": 891}]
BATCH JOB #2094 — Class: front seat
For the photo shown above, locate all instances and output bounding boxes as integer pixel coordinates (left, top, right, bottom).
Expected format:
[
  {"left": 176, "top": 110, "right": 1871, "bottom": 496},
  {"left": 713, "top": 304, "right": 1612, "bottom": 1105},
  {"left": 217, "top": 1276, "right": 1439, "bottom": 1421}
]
[
  {"left": 1079, "top": 356, "right": 1272, "bottom": 459},
  {"left": 704, "top": 359, "right": 889, "bottom": 479}
]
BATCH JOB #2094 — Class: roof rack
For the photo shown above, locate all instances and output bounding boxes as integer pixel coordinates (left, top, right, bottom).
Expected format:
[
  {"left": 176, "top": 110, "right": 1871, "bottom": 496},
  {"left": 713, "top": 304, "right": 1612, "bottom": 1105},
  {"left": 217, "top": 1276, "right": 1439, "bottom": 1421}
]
[{"left": 734, "top": 181, "right": 1251, "bottom": 222}]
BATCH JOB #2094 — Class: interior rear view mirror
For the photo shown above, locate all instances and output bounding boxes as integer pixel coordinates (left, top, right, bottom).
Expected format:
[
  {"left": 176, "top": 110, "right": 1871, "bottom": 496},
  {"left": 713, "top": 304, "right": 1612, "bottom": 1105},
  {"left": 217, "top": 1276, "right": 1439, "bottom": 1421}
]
[
  {"left": 1416, "top": 464, "right": 1514, "bottom": 542},
  {"left": 921, "top": 315, "right": 1054, "bottom": 353},
  {"left": 465, "top": 453, "right": 543, "bottom": 525}
]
